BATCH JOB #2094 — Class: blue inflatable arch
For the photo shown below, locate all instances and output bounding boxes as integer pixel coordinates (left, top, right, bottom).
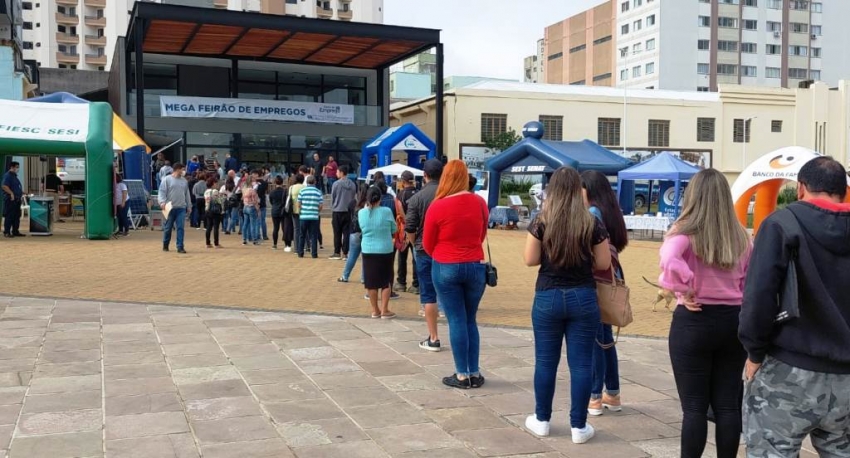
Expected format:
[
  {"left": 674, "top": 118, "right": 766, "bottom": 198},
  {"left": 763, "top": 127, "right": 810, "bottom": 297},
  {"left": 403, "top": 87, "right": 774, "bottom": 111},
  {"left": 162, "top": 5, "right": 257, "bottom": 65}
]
[{"left": 360, "top": 123, "right": 436, "bottom": 178}]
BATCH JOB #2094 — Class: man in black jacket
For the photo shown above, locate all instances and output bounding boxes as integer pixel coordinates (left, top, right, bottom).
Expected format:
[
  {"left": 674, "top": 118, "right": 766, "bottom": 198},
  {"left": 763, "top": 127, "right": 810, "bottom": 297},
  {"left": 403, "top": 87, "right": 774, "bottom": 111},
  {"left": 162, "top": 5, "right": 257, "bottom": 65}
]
[
  {"left": 739, "top": 156, "right": 850, "bottom": 457},
  {"left": 395, "top": 170, "right": 419, "bottom": 294}
]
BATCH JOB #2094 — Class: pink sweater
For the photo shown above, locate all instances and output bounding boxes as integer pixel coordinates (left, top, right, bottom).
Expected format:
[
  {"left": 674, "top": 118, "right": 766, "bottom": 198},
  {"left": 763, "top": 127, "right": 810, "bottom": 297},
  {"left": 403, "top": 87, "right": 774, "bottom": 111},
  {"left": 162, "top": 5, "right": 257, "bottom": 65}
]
[{"left": 658, "top": 234, "right": 751, "bottom": 306}]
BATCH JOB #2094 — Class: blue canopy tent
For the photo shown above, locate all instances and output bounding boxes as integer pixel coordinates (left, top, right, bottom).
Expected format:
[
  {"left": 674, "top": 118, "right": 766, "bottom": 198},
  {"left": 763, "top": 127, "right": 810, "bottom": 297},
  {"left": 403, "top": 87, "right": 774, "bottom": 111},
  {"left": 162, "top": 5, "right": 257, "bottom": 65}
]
[
  {"left": 359, "top": 123, "right": 436, "bottom": 178},
  {"left": 485, "top": 121, "right": 633, "bottom": 209},
  {"left": 616, "top": 151, "right": 701, "bottom": 218}
]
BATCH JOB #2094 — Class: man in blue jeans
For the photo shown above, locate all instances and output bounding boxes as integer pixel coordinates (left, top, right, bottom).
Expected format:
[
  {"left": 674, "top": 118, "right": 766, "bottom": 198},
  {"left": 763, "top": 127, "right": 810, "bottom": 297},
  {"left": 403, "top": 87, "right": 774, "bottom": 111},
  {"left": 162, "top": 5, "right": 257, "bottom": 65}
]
[
  {"left": 405, "top": 159, "right": 443, "bottom": 352},
  {"left": 158, "top": 163, "right": 192, "bottom": 254}
]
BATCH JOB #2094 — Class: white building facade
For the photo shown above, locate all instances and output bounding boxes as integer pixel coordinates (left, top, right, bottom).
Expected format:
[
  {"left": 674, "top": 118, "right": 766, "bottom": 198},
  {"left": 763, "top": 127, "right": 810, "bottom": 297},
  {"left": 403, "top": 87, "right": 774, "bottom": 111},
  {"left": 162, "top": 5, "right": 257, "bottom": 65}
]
[
  {"left": 614, "top": 0, "right": 850, "bottom": 92},
  {"left": 523, "top": 38, "right": 544, "bottom": 83},
  {"left": 22, "top": 0, "right": 383, "bottom": 71}
]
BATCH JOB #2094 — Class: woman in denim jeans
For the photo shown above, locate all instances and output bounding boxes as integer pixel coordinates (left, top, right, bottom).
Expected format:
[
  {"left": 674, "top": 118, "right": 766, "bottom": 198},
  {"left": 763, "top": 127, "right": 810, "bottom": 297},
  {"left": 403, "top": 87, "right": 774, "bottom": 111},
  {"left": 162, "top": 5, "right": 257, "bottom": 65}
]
[
  {"left": 423, "top": 160, "right": 488, "bottom": 390},
  {"left": 339, "top": 183, "right": 368, "bottom": 283},
  {"left": 523, "top": 167, "right": 611, "bottom": 444},
  {"left": 241, "top": 178, "right": 260, "bottom": 245},
  {"left": 580, "top": 170, "right": 629, "bottom": 417}
]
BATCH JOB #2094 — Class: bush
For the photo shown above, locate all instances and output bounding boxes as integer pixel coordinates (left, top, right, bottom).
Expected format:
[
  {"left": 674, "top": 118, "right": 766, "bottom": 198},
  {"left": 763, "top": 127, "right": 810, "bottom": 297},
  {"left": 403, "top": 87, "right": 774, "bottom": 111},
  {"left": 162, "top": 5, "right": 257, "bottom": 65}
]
[
  {"left": 500, "top": 178, "right": 535, "bottom": 196},
  {"left": 777, "top": 186, "right": 798, "bottom": 206}
]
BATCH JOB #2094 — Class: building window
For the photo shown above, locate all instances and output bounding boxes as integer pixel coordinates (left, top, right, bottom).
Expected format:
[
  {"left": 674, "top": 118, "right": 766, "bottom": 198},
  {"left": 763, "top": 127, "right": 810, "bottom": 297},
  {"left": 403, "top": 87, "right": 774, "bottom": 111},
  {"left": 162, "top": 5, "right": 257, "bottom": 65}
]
[
  {"left": 23, "top": 22, "right": 32, "bottom": 30},
  {"left": 547, "top": 52, "right": 563, "bottom": 61},
  {"left": 646, "top": 38, "right": 655, "bottom": 51},
  {"left": 733, "top": 118, "right": 752, "bottom": 143},
  {"left": 718, "top": 40, "right": 738, "bottom": 52},
  {"left": 698, "top": 16, "right": 711, "bottom": 27},
  {"left": 598, "top": 118, "right": 621, "bottom": 147},
  {"left": 720, "top": 0, "right": 740, "bottom": 3},
  {"left": 812, "top": 47, "right": 822, "bottom": 58},
  {"left": 766, "top": 44, "right": 781, "bottom": 55},
  {"left": 744, "top": 0, "right": 757, "bottom": 6},
  {"left": 646, "top": 62, "right": 655, "bottom": 75},
  {"left": 810, "top": 70, "right": 821, "bottom": 80},
  {"left": 480, "top": 114, "right": 508, "bottom": 142},
  {"left": 697, "top": 63, "right": 710, "bottom": 75},
  {"left": 697, "top": 39, "right": 710, "bottom": 51},
  {"left": 22, "top": 2, "right": 32, "bottom": 9},
  {"left": 771, "top": 120, "right": 783, "bottom": 132},
  {"left": 742, "top": 42, "right": 757, "bottom": 53},
  {"left": 718, "top": 17, "right": 738, "bottom": 28},
  {"left": 697, "top": 86, "right": 710, "bottom": 92},
  {"left": 621, "top": 1, "right": 630, "bottom": 12},
  {"left": 697, "top": 118, "right": 715, "bottom": 142},
  {"left": 717, "top": 64, "right": 738, "bottom": 75},
  {"left": 570, "top": 80, "right": 586, "bottom": 85},
  {"left": 621, "top": 24, "right": 629, "bottom": 35},
  {"left": 766, "top": 67, "right": 781, "bottom": 78},
  {"left": 633, "top": 0, "right": 642, "bottom": 7},
  {"left": 647, "top": 14, "right": 656, "bottom": 26},
  {"left": 767, "top": 21, "right": 781, "bottom": 32},
  {"left": 789, "top": 68, "right": 808, "bottom": 79},
  {"left": 569, "top": 44, "right": 586, "bottom": 54},
  {"left": 742, "top": 65, "right": 757, "bottom": 77},
  {"left": 620, "top": 69, "right": 629, "bottom": 81},
  {"left": 539, "top": 115, "right": 564, "bottom": 141},
  {"left": 648, "top": 120, "right": 670, "bottom": 147},
  {"left": 23, "top": 41, "right": 33, "bottom": 50},
  {"left": 791, "top": 23, "right": 809, "bottom": 33},
  {"left": 743, "top": 20, "right": 758, "bottom": 30},
  {"left": 811, "top": 25, "right": 822, "bottom": 35},
  {"left": 767, "top": 0, "right": 782, "bottom": 8},
  {"left": 789, "top": 45, "right": 808, "bottom": 56},
  {"left": 619, "top": 46, "right": 629, "bottom": 58},
  {"left": 593, "top": 73, "right": 612, "bottom": 82},
  {"left": 593, "top": 35, "right": 612, "bottom": 45},
  {"left": 790, "top": 1, "right": 808, "bottom": 10},
  {"left": 811, "top": 2, "right": 822, "bottom": 13},
  {"left": 633, "top": 66, "right": 642, "bottom": 78},
  {"left": 633, "top": 42, "right": 642, "bottom": 54}
]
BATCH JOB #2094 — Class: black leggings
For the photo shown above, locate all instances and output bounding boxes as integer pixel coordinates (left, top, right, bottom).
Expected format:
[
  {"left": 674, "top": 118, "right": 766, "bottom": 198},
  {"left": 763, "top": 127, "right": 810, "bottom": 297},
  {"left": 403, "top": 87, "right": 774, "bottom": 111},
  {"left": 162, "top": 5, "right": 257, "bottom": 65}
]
[
  {"left": 205, "top": 213, "right": 221, "bottom": 246},
  {"left": 668, "top": 304, "right": 746, "bottom": 458},
  {"left": 272, "top": 216, "right": 283, "bottom": 247}
]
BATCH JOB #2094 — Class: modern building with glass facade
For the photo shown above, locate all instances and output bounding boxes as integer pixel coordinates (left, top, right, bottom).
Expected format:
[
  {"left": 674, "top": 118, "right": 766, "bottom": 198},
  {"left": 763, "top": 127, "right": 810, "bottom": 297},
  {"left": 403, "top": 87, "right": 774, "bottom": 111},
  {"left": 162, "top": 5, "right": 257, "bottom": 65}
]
[{"left": 109, "top": 2, "right": 443, "bottom": 174}]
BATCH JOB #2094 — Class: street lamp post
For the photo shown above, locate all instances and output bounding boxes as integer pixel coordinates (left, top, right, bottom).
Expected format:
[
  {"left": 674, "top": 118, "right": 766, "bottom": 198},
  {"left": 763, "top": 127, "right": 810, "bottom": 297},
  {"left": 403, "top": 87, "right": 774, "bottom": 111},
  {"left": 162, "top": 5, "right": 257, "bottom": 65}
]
[{"left": 742, "top": 116, "right": 757, "bottom": 171}]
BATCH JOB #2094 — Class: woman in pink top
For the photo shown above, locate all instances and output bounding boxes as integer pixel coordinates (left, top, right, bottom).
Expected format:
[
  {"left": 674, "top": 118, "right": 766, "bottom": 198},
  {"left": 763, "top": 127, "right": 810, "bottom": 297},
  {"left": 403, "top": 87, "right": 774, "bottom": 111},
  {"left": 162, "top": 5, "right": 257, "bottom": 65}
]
[{"left": 659, "top": 169, "right": 751, "bottom": 458}]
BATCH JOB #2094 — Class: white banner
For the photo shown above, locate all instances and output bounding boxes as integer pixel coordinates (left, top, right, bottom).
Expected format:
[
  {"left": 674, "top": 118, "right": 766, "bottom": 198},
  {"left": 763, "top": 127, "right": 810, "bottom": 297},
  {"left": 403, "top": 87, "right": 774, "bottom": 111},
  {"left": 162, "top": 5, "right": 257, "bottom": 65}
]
[
  {"left": 159, "top": 96, "right": 354, "bottom": 125},
  {"left": 0, "top": 100, "right": 89, "bottom": 143}
]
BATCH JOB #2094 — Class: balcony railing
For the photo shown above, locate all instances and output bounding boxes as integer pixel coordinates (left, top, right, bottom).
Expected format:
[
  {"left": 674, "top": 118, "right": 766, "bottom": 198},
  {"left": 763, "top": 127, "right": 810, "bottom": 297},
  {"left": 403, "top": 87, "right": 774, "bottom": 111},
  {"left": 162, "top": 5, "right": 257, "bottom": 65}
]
[
  {"left": 55, "top": 32, "right": 79, "bottom": 44},
  {"left": 56, "top": 0, "right": 77, "bottom": 5},
  {"left": 55, "top": 12, "right": 79, "bottom": 24},
  {"left": 337, "top": 9, "right": 352, "bottom": 19},
  {"left": 84, "top": 15, "right": 106, "bottom": 26},
  {"left": 56, "top": 52, "right": 80, "bottom": 63},
  {"left": 85, "top": 54, "right": 107, "bottom": 65},
  {"left": 84, "top": 0, "right": 106, "bottom": 7},
  {"left": 85, "top": 34, "right": 106, "bottom": 45},
  {"left": 214, "top": 0, "right": 227, "bottom": 7},
  {"left": 316, "top": 6, "right": 333, "bottom": 18}
]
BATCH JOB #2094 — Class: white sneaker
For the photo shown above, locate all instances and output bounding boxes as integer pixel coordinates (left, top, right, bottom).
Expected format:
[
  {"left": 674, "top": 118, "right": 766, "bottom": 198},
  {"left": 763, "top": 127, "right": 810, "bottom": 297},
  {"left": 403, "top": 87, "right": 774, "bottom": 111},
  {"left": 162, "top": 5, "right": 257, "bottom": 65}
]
[
  {"left": 571, "top": 424, "right": 595, "bottom": 444},
  {"left": 525, "top": 415, "right": 550, "bottom": 437},
  {"left": 284, "top": 247, "right": 292, "bottom": 253}
]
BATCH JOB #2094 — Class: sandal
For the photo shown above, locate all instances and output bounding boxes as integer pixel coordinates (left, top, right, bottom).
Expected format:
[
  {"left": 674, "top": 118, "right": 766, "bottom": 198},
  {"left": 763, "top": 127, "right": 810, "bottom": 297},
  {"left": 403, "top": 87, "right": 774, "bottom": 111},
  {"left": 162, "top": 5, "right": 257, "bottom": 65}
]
[
  {"left": 381, "top": 312, "right": 396, "bottom": 320},
  {"left": 371, "top": 313, "right": 381, "bottom": 319}
]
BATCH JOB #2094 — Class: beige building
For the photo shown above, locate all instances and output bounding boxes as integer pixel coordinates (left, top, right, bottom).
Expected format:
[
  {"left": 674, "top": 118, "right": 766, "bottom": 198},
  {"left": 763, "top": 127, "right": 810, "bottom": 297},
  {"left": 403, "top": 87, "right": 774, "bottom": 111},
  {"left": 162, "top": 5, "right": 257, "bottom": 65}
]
[
  {"left": 523, "top": 38, "right": 544, "bottom": 83},
  {"left": 389, "top": 80, "right": 849, "bottom": 181},
  {"left": 543, "top": 0, "right": 615, "bottom": 86}
]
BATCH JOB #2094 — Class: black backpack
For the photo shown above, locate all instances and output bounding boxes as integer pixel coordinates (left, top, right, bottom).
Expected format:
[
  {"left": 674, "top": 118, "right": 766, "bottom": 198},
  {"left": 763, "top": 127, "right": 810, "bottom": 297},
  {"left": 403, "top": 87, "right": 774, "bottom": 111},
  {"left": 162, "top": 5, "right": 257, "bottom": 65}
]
[
  {"left": 208, "top": 196, "right": 223, "bottom": 216},
  {"left": 227, "top": 192, "right": 241, "bottom": 209}
]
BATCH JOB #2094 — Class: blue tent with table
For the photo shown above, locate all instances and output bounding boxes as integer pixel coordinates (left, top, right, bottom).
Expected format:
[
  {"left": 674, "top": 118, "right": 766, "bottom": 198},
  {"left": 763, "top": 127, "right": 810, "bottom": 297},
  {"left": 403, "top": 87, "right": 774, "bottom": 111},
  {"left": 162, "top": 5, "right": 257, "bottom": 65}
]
[
  {"left": 485, "top": 121, "right": 632, "bottom": 209},
  {"left": 616, "top": 151, "right": 701, "bottom": 218},
  {"left": 359, "top": 123, "right": 436, "bottom": 178}
]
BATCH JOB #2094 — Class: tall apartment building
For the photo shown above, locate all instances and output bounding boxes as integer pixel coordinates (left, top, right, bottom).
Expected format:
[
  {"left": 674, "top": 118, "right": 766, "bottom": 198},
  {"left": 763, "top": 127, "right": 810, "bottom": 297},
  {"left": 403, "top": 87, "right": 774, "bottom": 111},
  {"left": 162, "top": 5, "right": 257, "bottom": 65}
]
[
  {"left": 22, "top": 0, "right": 382, "bottom": 71},
  {"left": 616, "top": 0, "right": 848, "bottom": 91},
  {"left": 539, "top": 0, "right": 849, "bottom": 92},
  {"left": 523, "top": 38, "right": 544, "bottom": 83},
  {"left": 543, "top": 0, "right": 616, "bottom": 86}
]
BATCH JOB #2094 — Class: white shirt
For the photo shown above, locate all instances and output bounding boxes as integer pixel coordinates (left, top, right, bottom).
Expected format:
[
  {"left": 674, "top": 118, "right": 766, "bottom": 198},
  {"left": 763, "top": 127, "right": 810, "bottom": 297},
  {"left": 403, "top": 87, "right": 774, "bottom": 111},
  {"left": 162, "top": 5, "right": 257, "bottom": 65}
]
[{"left": 114, "top": 182, "right": 128, "bottom": 206}]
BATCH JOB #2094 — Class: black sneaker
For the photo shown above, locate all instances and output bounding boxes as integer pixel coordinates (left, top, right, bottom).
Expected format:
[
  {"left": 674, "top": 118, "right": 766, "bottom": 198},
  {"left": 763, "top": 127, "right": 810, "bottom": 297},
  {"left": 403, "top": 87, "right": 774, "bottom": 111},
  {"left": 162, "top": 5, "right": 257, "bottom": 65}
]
[
  {"left": 390, "top": 292, "right": 400, "bottom": 300},
  {"left": 419, "top": 337, "right": 441, "bottom": 352},
  {"left": 162, "top": 245, "right": 169, "bottom": 252},
  {"left": 470, "top": 374, "right": 486, "bottom": 388},
  {"left": 442, "top": 374, "right": 471, "bottom": 389},
  {"left": 177, "top": 248, "right": 187, "bottom": 254},
  {"left": 3, "top": 233, "right": 11, "bottom": 238}
]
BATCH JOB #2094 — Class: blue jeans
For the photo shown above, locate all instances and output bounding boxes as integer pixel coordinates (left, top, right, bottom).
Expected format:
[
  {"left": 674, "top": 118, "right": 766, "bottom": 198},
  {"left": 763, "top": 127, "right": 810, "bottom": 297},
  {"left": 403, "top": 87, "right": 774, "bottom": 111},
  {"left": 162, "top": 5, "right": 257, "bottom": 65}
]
[
  {"left": 433, "top": 261, "right": 486, "bottom": 377},
  {"left": 228, "top": 207, "right": 240, "bottom": 233},
  {"left": 298, "top": 219, "right": 319, "bottom": 257},
  {"left": 242, "top": 206, "right": 258, "bottom": 242},
  {"left": 117, "top": 204, "right": 131, "bottom": 233},
  {"left": 591, "top": 324, "right": 620, "bottom": 398},
  {"left": 162, "top": 207, "right": 187, "bottom": 250},
  {"left": 326, "top": 177, "right": 336, "bottom": 194},
  {"left": 258, "top": 207, "right": 268, "bottom": 239},
  {"left": 341, "top": 232, "right": 363, "bottom": 282},
  {"left": 415, "top": 251, "right": 438, "bottom": 305},
  {"left": 532, "top": 287, "right": 599, "bottom": 428}
]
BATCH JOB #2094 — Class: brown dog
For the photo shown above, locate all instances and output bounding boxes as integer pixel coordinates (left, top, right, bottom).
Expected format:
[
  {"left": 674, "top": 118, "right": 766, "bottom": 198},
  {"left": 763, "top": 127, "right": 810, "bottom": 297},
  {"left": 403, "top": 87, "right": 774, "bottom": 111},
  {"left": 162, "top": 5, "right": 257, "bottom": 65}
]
[{"left": 642, "top": 277, "right": 675, "bottom": 312}]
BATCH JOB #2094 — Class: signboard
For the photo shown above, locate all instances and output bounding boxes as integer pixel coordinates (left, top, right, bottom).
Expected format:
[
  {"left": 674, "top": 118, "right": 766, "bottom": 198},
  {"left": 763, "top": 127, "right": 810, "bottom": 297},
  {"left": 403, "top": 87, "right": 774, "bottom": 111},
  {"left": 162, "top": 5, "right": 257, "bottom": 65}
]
[
  {"left": 159, "top": 96, "right": 354, "bottom": 125},
  {"left": 460, "top": 145, "right": 498, "bottom": 173},
  {"left": 0, "top": 100, "right": 88, "bottom": 143},
  {"left": 658, "top": 181, "right": 686, "bottom": 218},
  {"left": 394, "top": 134, "right": 429, "bottom": 152}
]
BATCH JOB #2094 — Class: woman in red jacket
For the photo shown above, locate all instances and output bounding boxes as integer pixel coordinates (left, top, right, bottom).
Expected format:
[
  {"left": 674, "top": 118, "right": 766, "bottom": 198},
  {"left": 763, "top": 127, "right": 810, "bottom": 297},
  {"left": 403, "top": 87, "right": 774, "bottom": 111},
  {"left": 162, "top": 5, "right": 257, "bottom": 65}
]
[{"left": 423, "top": 160, "right": 489, "bottom": 389}]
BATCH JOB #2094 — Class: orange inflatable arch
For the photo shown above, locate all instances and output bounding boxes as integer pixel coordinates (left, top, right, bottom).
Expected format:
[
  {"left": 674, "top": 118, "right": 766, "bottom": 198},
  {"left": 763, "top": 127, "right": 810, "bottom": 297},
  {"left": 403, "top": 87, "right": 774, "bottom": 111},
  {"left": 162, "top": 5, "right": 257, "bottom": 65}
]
[{"left": 731, "top": 147, "right": 850, "bottom": 233}]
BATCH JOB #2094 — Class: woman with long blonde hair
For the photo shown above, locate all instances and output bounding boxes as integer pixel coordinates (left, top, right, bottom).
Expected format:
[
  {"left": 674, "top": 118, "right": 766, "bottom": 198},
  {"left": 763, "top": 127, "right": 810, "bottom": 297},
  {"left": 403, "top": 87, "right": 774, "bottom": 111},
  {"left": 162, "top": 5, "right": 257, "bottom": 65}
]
[
  {"left": 523, "top": 167, "right": 611, "bottom": 444},
  {"left": 423, "top": 160, "right": 489, "bottom": 390},
  {"left": 659, "top": 168, "right": 751, "bottom": 458}
]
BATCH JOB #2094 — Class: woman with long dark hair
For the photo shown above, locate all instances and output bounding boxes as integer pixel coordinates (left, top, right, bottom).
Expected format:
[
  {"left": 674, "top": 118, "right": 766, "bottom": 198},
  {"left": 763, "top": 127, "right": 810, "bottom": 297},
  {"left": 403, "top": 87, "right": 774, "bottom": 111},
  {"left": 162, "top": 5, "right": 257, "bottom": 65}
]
[
  {"left": 359, "top": 186, "right": 397, "bottom": 319},
  {"left": 203, "top": 176, "right": 224, "bottom": 248},
  {"left": 580, "top": 170, "right": 628, "bottom": 417},
  {"left": 523, "top": 167, "right": 611, "bottom": 444},
  {"left": 269, "top": 176, "right": 287, "bottom": 250},
  {"left": 423, "top": 160, "right": 489, "bottom": 390},
  {"left": 660, "top": 169, "right": 751, "bottom": 458},
  {"left": 339, "top": 182, "right": 369, "bottom": 283}
]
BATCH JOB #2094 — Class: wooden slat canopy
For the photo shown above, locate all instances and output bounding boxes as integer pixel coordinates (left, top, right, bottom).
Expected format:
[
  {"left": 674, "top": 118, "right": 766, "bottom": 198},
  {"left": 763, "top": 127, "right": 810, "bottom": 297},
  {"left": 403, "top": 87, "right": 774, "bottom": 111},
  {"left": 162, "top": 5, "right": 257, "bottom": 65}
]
[{"left": 127, "top": 2, "right": 440, "bottom": 70}]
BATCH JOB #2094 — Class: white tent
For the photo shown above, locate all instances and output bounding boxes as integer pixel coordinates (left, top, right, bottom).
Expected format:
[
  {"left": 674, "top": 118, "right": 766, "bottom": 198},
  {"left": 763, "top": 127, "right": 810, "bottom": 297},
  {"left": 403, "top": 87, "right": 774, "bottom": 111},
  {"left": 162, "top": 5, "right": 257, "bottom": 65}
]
[{"left": 366, "top": 163, "right": 423, "bottom": 181}]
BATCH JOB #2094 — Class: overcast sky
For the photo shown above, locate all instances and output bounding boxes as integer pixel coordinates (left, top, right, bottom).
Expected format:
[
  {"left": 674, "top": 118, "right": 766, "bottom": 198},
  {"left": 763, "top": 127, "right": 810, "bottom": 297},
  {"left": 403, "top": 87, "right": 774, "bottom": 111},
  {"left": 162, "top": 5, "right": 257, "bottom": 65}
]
[{"left": 383, "top": 0, "right": 603, "bottom": 80}]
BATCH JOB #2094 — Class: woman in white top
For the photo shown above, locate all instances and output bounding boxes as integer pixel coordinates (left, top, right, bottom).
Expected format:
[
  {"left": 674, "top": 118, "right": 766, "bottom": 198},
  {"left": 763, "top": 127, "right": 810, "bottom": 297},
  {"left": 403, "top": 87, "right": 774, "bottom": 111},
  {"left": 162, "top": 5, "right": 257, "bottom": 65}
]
[
  {"left": 203, "top": 176, "right": 224, "bottom": 248},
  {"left": 114, "top": 174, "right": 130, "bottom": 236}
]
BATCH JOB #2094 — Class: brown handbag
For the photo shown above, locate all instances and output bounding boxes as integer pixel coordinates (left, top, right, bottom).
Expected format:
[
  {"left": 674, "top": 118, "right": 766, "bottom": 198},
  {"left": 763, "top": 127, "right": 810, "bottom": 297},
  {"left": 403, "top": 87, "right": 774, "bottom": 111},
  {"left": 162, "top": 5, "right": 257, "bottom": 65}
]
[{"left": 594, "top": 248, "right": 633, "bottom": 347}]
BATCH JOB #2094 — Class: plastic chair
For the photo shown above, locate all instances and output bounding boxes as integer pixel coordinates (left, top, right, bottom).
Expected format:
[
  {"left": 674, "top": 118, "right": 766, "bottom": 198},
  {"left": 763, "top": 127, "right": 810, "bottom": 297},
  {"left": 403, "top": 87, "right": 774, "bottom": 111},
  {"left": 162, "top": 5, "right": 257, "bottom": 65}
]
[{"left": 20, "top": 195, "right": 30, "bottom": 218}]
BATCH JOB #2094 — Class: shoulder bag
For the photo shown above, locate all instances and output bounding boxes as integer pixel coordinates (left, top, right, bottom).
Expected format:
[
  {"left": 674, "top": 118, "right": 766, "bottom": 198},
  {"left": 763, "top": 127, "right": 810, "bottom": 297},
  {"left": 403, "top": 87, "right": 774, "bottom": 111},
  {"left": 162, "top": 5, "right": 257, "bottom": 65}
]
[
  {"left": 594, "top": 246, "right": 632, "bottom": 346},
  {"left": 480, "top": 204, "right": 497, "bottom": 287},
  {"left": 773, "top": 210, "right": 803, "bottom": 324}
]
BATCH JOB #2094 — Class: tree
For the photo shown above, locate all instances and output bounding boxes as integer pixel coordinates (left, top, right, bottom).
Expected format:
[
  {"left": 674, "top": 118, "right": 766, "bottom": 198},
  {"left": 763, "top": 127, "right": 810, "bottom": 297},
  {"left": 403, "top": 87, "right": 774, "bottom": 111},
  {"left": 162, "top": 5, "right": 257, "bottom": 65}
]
[{"left": 484, "top": 129, "right": 522, "bottom": 152}]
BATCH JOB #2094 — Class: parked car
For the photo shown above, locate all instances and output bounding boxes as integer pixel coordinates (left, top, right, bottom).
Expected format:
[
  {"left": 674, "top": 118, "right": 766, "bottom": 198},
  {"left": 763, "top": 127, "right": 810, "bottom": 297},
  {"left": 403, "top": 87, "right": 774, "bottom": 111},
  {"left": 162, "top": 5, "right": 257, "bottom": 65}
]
[{"left": 529, "top": 181, "right": 658, "bottom": 208}]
